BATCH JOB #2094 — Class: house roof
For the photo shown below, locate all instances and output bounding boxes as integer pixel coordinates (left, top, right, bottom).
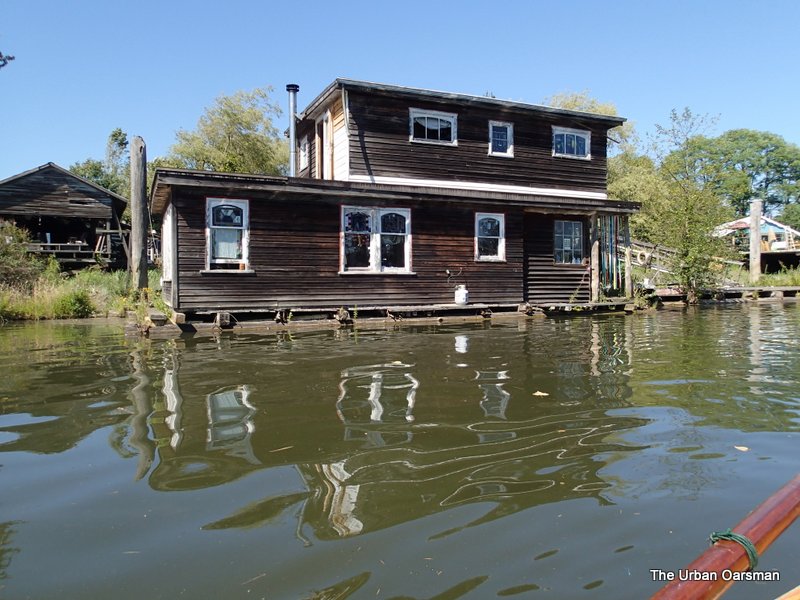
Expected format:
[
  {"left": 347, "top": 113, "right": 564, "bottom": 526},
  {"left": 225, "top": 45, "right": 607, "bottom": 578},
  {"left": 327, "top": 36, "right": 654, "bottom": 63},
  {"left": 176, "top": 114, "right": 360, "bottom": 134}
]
[
  {"left": 151, "top": 167, "right": 639, "bottom": 216},
  {"left": 298, "top": 78, "right": 627, "bottom": 127},
  {"left": 715, "top": 215, "right": 800, "bottom": 238},
  {"left": 0, "top": 162, "right": 128, "bottom": 219}
]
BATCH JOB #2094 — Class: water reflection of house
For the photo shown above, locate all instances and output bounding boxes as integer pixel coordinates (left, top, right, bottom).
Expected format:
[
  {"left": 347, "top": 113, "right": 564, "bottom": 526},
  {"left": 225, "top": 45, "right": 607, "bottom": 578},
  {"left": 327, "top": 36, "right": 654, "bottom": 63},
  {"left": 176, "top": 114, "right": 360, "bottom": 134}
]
[
  {"left": 206, "top": 386, "right": 257, "bottom": 463},
  {"left": 336, "top": 363, "right": 419, "bottom": 447},
  {"left": 149, "top": 383, "right": 260, "bottom": 491},
  {"left": 149, "top": 327, "right": 642, "bottom": 541}
]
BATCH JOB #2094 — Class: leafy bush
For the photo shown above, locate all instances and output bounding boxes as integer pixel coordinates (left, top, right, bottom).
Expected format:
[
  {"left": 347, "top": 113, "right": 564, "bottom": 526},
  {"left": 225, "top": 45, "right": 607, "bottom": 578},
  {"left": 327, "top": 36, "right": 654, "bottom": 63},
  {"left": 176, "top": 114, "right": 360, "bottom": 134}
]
[
  {"left": 53, "top": 290, "right": 95, "bottom": 318},
  {"left": 0, "top": 222, "right": 46, "bottom": 290}
]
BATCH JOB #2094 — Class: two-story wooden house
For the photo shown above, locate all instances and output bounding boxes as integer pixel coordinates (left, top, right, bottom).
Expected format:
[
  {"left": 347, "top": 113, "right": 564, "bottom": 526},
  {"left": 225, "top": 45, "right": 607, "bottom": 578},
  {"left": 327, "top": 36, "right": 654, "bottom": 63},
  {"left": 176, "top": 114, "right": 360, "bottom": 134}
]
[{"left": 151, "top": 79, "right": 637, "bottom": 318}]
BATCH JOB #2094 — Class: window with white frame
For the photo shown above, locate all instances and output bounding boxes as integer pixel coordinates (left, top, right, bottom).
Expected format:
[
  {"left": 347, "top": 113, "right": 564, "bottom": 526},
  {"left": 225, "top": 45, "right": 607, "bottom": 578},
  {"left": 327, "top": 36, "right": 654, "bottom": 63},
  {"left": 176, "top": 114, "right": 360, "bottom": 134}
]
[
  {"left": 552, "top": 126, "right": 591, "bottom": 159},
  {"left": 207, "top": 198, "right": 249, "bottom": 270},
  {"left": 554, "top": 220, "right": 584, "bottom": 264},
  {"left": 342, "top": 206, "right": 411, "bottom": 273},
  {"left": 299, "top": 135, "right": 309, "bottom": 171},
  {"left": 409, "top": 109, "right": 457, "bottom": 145},
  {"left": 475, "top": 213, "right": 506, "bottom": 261},
  {"left": 489, "top": 121, "right": 513, "bottom": 157}
]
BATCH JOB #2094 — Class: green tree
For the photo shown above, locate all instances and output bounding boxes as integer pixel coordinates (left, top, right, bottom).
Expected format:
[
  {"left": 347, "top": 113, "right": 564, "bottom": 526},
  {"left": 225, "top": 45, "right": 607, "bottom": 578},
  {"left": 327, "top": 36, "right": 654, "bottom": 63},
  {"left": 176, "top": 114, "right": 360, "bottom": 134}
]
[
  {"left": 0, "top": 222, "right": 45, "bottom": 290},
  {"left": 70, "top": 128, "right": 130, "bottom": 197},
  {"left": 167, "top": 86, "right": 289, "bottom": 175},
  {"left": 676, "top": 129, "right": 800, "bottom": 216},
  {"left": 652, "top": 109, "right": 733, "bottom": 302},
  {"left": 542, "top": 90, "right": 636, "bottom": 152},
  {"left": 778, "top": 202, "right": 800, "bottom": 232},
  {"left": 607, "top": 149, "right": 666, "bottom": 242}
]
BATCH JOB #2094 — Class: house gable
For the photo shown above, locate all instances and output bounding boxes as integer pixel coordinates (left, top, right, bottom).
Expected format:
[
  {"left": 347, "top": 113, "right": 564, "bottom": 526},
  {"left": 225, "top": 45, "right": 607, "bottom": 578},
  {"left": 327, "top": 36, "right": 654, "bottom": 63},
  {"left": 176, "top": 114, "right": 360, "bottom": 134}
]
[{"left": 0, "top": 162, "right": 127, "bottom": 219}]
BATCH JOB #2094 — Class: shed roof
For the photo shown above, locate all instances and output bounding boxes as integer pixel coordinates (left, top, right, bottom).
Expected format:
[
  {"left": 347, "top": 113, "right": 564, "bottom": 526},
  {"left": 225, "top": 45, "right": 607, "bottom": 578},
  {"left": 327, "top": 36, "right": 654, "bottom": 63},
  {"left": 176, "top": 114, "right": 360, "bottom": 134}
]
[
  {"left": 299, "top": 78, "right": 626, "bottom": 127},
  {"left": 0, "top": 162, "right": 128, "bottom": 219},
  {"left": 715, "top": 216, "right": 800, "bottom": 238}
]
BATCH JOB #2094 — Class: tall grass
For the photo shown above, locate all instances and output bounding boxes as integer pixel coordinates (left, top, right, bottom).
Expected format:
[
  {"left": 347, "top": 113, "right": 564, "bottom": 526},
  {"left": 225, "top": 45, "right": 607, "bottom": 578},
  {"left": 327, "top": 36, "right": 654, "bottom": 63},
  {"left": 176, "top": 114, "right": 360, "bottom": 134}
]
[
  {"left": 0, "top": 266, "right": 164, "bottom": 321},
  {"left": 757, "top": 266, "right": 800, "bottom": 287}
]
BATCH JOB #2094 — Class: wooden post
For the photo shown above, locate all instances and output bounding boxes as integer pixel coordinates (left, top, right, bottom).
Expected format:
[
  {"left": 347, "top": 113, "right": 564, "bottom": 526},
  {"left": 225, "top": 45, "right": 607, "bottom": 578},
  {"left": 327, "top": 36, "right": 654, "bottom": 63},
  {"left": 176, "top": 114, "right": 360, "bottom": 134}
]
[
  {"left": 625, "top": 246, "right": 633, "bottom": 298},
  {"left": 130, "top": 137, "right": 148, "bottom": 290},
  {"left": 749, "top": 199, "right": 762, "bottom": 285},
  {"left": 590, "top": 213, "right": 600, "bottom": 302}
]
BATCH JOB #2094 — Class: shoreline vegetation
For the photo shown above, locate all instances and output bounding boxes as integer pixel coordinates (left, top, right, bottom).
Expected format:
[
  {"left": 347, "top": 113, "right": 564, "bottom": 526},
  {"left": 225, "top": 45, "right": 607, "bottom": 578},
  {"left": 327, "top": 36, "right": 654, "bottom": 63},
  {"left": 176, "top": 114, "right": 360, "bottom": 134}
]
[
  {"left": 0, "top": 263, "right": 165, "bottom": 322},
  {"left": 0, "top": 221, "right": 166, "bottom": 322},
  {"left": 2, "top": 223, "right": 800, "bottom": 325}
]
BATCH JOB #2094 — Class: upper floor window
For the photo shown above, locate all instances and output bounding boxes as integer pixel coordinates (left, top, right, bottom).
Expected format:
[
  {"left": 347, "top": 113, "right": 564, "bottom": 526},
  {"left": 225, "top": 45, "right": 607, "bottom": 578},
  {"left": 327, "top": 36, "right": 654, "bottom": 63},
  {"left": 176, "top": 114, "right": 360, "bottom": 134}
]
[
  {"left": 299, "top": 135, "right": 309, "bottom": 171},
  {"left": 409, "top": 108, "right": 457, "bottom": 145},
  {"left": 207, "top": 198, "right": 249, "bottom": 270},
  {"left": 475, "top": 213, "right": 506, "bottom": 261},
  {"left": 552, "top": 126, "right": 591, "bottom": 159},
  {"left": 342, "top": 206, "right": 412, "bottom": 273},
  {"left": 554, "top": 219, "right": 584, "bottom": 264},
  {"left": 488, "top": 121, "right": 514, "bottom": 157}
]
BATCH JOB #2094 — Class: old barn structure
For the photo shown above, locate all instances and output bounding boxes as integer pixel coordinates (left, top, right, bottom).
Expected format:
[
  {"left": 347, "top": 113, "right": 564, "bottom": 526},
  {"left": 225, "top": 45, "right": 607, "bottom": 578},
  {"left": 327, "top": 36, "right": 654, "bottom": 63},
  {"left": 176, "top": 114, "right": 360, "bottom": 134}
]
[
  {"left": 0, "top": 162, "right": 128, "bottom": 267},
  {"left": 152, "top": 79, "right": 638, "bottom": 318}
]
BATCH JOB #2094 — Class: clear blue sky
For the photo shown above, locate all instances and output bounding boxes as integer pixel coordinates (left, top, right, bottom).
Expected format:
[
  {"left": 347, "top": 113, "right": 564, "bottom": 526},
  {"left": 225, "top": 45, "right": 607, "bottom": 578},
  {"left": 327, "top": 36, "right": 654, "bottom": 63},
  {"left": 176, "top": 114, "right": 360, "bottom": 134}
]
[{"left": 2, "top": 0, "right": 799, "bottom": 180}]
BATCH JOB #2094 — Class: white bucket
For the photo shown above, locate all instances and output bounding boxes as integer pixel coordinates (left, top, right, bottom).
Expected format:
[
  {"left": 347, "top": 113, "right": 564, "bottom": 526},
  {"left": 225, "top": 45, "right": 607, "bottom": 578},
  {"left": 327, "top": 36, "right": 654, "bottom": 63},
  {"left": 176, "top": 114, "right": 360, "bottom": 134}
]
[{"left": 454, "top": 285, "right": 469, "bottom": 305}]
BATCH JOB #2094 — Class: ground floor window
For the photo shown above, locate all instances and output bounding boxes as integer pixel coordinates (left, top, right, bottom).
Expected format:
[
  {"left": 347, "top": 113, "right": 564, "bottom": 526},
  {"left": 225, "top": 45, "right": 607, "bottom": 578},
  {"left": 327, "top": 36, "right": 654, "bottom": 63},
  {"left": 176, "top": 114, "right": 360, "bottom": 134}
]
[
  {"left": 475, "top": 212, "right": 506, "bottom": 261},
  {"left": 206, "top": 198, "right": 249, "bottom": 270},
  {"left": 342, "top": 206, "right": 411, "bottom": 273},
  {"left": 554, "top": 219, "right": 584, "bottom": 264}
]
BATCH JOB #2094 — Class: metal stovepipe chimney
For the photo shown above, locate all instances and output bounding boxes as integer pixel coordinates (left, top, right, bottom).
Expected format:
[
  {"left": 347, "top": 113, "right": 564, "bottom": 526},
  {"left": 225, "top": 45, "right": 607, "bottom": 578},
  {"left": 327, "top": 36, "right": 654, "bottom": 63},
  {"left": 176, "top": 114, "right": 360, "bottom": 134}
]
[{"left": 286, "top": 84, "right": 299, "bottom": 177}]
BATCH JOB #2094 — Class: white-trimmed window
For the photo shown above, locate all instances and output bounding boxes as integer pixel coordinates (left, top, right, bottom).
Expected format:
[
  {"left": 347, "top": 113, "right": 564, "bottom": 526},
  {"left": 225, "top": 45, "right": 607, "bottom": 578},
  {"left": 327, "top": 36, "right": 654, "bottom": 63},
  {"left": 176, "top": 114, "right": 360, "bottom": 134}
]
[
  {"left": 342, "top": 206, "right": 411, "bottom": 273},
  {"left": 554, "top": 220, "right": 584, "bottom": 264},
  {"left": 206, "top": 198, "right": 249, "bottom": 270},
  {"left": 489, "top": 121, "right": 514, "bottom": 157},
  {"left": 552, "top": 126, "right": 591, "bottom": 159},
  {"left": 409, "top": 108, "right": 457, "bottom": 145},
  {"left": 299, "top": 135, "right": 309, "bottom": 171},
  {"left": 475, "top": 212, "right": 506, "bottom": 261}
]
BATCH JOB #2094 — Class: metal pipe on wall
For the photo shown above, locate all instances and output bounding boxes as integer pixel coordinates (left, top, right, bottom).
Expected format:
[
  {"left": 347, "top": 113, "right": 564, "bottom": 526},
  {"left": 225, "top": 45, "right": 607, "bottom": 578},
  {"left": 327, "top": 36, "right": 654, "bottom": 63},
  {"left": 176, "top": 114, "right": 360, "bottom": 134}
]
[{"left": 286, "top": 84, "right": 299, "bottom": 177}]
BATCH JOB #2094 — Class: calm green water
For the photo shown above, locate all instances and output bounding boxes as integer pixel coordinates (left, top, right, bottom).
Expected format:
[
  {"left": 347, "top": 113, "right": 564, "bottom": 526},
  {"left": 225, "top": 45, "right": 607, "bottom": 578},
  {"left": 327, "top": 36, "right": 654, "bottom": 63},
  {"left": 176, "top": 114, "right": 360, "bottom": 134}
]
[{"left": 1, "top": 306, "right": 799, "bottom": 599}]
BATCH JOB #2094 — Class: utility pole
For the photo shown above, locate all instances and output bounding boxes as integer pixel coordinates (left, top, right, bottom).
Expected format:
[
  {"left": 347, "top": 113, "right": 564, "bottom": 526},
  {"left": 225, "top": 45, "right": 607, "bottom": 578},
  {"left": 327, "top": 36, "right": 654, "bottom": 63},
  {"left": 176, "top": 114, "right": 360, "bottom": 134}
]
[
  {"left": 130, "top": 137, "right": 148, "bottom": 291},
  {"left": 749, "top": 198, "right": 762, "bottom": 285}
]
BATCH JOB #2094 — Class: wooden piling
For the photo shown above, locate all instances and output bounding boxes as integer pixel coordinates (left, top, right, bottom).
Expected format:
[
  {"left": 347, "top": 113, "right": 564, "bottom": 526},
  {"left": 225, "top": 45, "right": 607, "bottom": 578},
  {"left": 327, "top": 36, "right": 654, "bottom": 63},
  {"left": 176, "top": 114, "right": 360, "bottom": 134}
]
[
  {"left": 130, "top": 136, "right": 148, "bottom": 290},
  {"left": 590, "top": 213, "right": 600, "bottom": 302},
  {"left": 749, "top": 199, "right": 762, "bottom": 285}
]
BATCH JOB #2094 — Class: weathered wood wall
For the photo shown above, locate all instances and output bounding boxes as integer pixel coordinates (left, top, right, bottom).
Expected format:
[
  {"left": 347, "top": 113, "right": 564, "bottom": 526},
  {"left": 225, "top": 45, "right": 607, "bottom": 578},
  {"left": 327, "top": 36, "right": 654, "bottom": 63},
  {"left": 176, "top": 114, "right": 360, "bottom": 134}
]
[
  {"left": 524, "top": 213, "right": 591, "bottom": 304},
  {"left": 172, "top": 189, "right": 525, "bottom": 313},
  {"left": 345, "top": 91, "right": 610, "bottom": 193},
  {"left": 0, "top": 165, "right": 118, "bottom": 219}
]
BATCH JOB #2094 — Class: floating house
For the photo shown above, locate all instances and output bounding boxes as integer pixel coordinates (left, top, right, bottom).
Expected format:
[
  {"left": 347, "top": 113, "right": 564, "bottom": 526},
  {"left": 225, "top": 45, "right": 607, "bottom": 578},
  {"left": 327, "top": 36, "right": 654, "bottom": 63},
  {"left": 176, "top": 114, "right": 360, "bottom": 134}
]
[
  {"left": 151, "top": 79, "right": 638, "bottom": 318},
  {"left": 0, "top": 162, "right": 129, "bottom": 268}
]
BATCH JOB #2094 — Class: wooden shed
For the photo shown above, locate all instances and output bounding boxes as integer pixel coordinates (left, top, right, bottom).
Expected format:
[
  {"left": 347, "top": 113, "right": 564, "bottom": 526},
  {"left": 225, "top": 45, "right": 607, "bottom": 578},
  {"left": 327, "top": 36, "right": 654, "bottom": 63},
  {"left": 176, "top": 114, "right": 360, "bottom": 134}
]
[{"left": 0, "top": 162, "right": 129, "bottom": 267}]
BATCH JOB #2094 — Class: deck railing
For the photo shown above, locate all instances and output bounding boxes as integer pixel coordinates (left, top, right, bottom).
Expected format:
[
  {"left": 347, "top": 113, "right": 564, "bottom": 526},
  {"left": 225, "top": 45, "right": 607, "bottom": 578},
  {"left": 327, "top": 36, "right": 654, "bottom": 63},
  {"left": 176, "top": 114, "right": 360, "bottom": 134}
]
[{"left": 25, "top": 242, "right": 109, "bottom": 264}]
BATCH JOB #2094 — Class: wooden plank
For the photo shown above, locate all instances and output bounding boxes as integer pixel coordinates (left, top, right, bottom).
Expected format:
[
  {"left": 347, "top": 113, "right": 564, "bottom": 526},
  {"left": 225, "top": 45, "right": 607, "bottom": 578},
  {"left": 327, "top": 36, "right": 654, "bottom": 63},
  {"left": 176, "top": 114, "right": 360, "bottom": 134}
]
[{"left": 652, "top": 474, "right": 800, "bottom": 600}]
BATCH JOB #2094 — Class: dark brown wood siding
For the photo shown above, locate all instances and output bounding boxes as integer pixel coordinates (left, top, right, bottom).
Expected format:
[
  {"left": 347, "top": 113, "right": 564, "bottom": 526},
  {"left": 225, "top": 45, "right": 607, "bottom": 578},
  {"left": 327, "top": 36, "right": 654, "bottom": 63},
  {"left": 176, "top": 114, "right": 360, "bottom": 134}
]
[
  {"left": 0, "top": 165, "right": 118, "bottom": 219},
  {"left": 173, "top": 189, "right": 524, "bottom": 313},
  {"left": 524, "top": 213, "right": 591, "bottom": 304},
  {"left": 346, "top": 91, "right": 610, "bottom": 193}
]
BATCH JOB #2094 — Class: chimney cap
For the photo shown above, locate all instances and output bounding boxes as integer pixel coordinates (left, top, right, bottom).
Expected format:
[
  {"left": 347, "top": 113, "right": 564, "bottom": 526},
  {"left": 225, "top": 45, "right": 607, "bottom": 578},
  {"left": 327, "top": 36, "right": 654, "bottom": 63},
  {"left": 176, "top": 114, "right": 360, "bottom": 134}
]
[{"left": 286, "top": 83, "right": 300, "bottom": 92}]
